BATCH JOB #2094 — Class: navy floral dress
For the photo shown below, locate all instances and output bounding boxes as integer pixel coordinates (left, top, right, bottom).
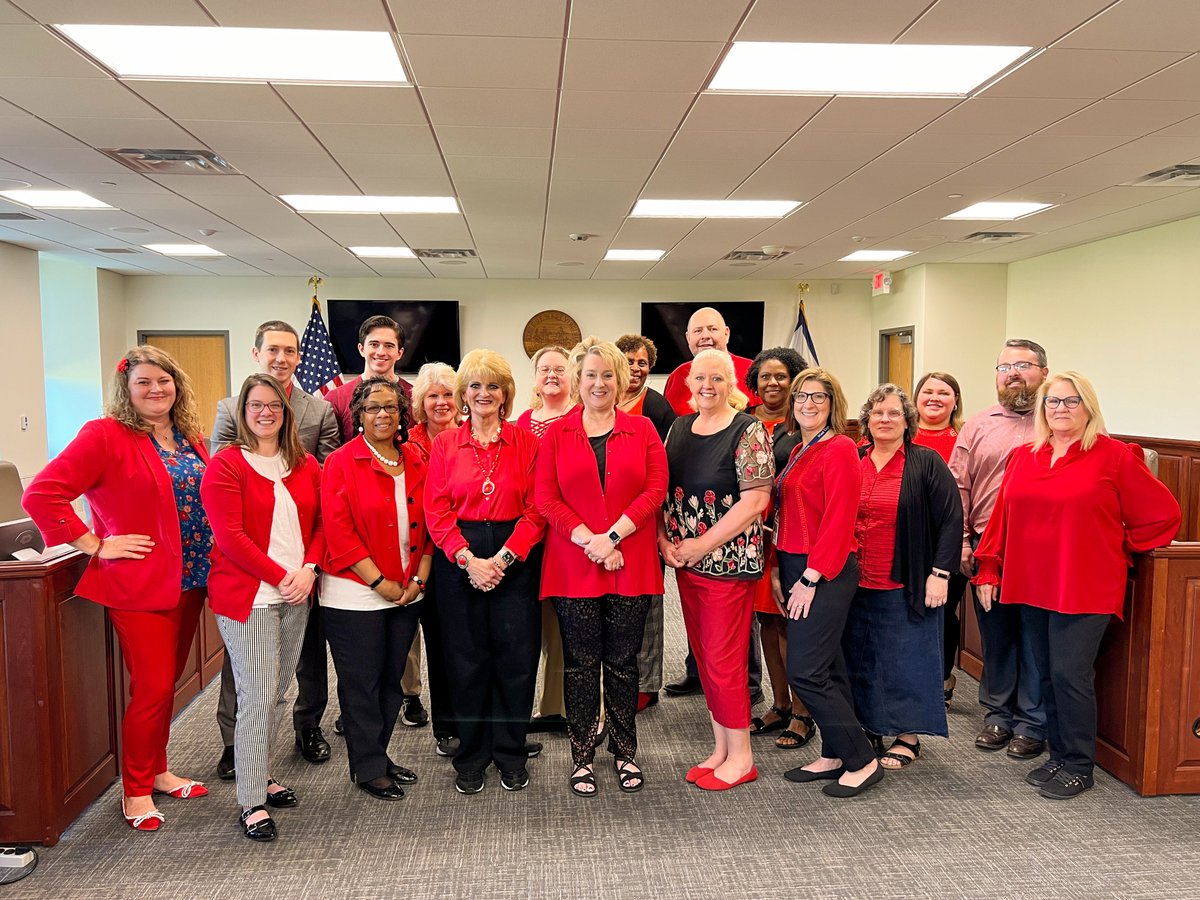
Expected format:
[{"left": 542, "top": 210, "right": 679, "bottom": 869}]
[{"left": 153, "top": 426, "right": 213, "bottom": 591}]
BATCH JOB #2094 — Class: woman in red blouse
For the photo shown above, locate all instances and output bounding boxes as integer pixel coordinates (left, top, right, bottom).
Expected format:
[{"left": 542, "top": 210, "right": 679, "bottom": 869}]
[
  {"left": 23, "top": 346, "right": 212, "bottom": 831},
  {"left": 426, "top": 349, "right": 546, "bottom": 794},
  {"left": 319, "top": 379, "right": 432, "bottom": 802},
  {"left": 536, "top": 338, "right": 667, "bottom": 796},
  {"left": 974, "top": 372, "right": 1179, "bottom": 799},
  {"left": 409, "top": 362, "right": 461, "bottom": 457},
  {"left": 201, "top": 374, "right": 324, "bottom": 841}
]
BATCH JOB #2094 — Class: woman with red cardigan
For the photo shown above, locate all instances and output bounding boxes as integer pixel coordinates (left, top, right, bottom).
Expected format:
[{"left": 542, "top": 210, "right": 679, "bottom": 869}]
[
  {"left": 24, "top": 346, "right": 213, "bottom": 831},
  {"left": 320, "top": 378, "right": 433, "bottom": 802},
  {"left": 536, "top": 338, "right": 668, "bottom": 796},
  {"left": 201, "top": 374, "right": 324, "bottom": 841},
  {"left": 975, "top": 372, "right": 1180, "bottom": 799}
]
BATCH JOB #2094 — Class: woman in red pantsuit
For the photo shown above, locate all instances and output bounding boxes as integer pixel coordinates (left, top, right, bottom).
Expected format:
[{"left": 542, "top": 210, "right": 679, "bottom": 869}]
[
  {"left": 658, "top": 349, "right": 773, "bottom": 792},
  {"left": 24, "top": 346, "right": 213, "bottom": 831},
  {"left": 536, "top": 337, "right": 668, "bottom": 796}
]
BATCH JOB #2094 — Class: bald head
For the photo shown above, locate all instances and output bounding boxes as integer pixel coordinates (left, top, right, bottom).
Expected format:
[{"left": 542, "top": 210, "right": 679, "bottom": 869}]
[{"left": 686, "top": 307, "right": 730, "bottom": 356}]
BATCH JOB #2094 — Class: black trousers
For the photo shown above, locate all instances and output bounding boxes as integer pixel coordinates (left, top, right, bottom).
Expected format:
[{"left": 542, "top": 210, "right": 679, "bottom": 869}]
[
  {"left": 552, "top": 594, "right": 652, "bottom": 767},
  {"left": 435, "top": 520, "right": 541, "bottom": 777},
  {"left": 323, "top": 603, "right": 420, "bottom": 783},
  {"left": 1019, "top": 604, "right": 1111, "bottom": 776},
  {"left": 943, "top": 573, "right": 967, "bottom": 681},
  {"left": 417, "top": 569, "right": 457, "bottom": 740},
  {"left": 779, "top": 551, "right": 874, "bottom": 772}
]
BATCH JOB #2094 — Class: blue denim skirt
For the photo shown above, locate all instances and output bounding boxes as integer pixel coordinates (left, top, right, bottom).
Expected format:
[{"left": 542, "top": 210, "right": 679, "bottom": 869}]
[{"left": 843, "top": 587, "right": 948, "bottom": 737}]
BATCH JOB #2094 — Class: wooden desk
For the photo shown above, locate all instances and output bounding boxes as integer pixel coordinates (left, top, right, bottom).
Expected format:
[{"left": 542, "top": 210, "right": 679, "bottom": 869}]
[{"left": 0, "top": 553, "right": 224, "bottom": 845}]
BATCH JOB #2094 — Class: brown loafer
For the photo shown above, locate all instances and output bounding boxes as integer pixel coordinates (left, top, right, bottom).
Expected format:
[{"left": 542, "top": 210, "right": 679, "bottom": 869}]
[
  {"left": 1006, "top": 734, "right": 1047, "bottom": 759},
  {"left": 974, "top": 724, "right": 1013, "bottom": 751}
]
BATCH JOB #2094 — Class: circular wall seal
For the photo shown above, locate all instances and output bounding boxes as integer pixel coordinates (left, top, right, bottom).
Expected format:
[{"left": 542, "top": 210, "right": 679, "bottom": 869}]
[{"left": 522, "top": 310, "right": 582, "bottom": 358}]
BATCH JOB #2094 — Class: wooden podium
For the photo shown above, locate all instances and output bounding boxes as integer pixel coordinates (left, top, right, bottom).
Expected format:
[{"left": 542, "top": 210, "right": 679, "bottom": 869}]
[{"left": 0, "top": 552, "right": 224, "bottom": 845}]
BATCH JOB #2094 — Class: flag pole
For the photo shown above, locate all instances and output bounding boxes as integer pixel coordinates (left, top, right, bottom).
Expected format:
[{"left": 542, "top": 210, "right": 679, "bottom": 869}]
[{"left": 308, "top": 275, "right": 324, "bottom": 311}]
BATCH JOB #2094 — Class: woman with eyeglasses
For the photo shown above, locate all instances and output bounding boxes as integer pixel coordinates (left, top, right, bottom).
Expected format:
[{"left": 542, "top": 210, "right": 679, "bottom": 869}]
[
  {"left": 319, "top": 378, "right": 432, "bottom": 802},
  {"left": 844, "top": 384, "right": 961, "bottom": 776},
  {"left": 974, "top": 372, "right": 1178, "bottom": 799}
]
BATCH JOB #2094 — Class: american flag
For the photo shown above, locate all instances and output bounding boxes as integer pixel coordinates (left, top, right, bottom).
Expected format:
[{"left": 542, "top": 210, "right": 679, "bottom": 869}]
[
  {"left": 789, "top": 297, "right": 820, "bottom": 365},
  {"left": 297, "top": 299, "right": 345, "bottom": 396}
]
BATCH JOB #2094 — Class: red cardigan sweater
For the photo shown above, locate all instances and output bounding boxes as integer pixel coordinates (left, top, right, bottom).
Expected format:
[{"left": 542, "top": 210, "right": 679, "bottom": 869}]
[
  {"left": 321, "top": 436, "right": 432, "bottom": 584},
  {"left": 974, "top": 435, "right": 1180, "bottom": 618},
  {"left": 23, "top": 417, "right": 210, "bottom": 612},
  {"left": 200, "top": 447, "right": 326, "bottom": 622},
  {"left": 535, "top": 409, "right": 668, "bottom": 600},
  {"left": 773, "top": 434, "right": 861, "bottom": 580}
]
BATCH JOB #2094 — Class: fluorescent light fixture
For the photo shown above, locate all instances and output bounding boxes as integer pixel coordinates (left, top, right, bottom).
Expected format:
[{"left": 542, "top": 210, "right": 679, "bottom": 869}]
[
  {"left": 841, "top": 249, "right": 913, "bottom": 262},
  {"left": 350, "top": 246, "right": 416, "bottom": 258},
  {"left": 604, "top": 249, "right": 665, "bottom": 261},
  {"left": 53, "top": 25, "right": 407, "bottom": 84},
  {"left": 0, "top": 189, "right": 112, "bottom": 209},
  {"left": 631, "top": 199, "right": 801, "bottom": 218},
  {"left": 143, "top": 243, "right": 224, "bottom": 256},
  {"left": 942, "top": 201, "right": 1054, "bottom": 220},
  {"left": 709, "top": 42, "right": 1033, "bottom": 97},
  {"left": 280, "top": 195, "right": 460, "bottom": 215}
]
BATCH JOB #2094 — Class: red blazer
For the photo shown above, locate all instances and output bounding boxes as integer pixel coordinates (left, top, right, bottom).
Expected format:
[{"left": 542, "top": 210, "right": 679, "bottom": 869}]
[
  {"left": 321, "top": 435, "right": 431, "bottom": 585},
  {"left": 535, "top": 409, "right": 668, "bottom": 599},
  {"left": 200, "top": 447, "right": 326, "bottom": 622},
  {"left": 22, "top": 417, "right": 211, "bottom": 611}
]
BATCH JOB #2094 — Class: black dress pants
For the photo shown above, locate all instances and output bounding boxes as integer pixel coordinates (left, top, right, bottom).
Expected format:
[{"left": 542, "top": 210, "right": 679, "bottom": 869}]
[
  {"left": 942, "top": 573, "right": 967, "bottom": 681},
  {"left": 435, "top": 520, "right": 541, "bottom": 778},
  {"left": 418, "top": 570, "right": 457, "bottom": 740}
]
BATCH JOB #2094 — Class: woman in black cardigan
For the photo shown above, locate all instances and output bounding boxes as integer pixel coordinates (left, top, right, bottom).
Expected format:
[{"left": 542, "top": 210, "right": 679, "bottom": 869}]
[{"left": 848, "top": 383, "right": 962, "bottom": 769}]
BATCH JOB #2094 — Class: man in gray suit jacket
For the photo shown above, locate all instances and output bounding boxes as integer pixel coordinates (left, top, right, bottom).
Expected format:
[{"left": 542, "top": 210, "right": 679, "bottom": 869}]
[{"left": 210, "top": 320, "right": 340, "bottom": 779}]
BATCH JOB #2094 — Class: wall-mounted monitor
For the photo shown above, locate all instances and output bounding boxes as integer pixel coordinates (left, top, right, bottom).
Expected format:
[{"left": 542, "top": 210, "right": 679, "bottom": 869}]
[
  {"left": 328, "top": 300, "right": 461, "bottom": 374},
  {"left": 639, "top": 301, "right": 766, "bottom": 373}
]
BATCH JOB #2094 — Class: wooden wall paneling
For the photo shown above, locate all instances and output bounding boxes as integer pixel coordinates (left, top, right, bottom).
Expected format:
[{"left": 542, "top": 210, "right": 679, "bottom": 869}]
[
  {"left": 1155, "top": 554, "right": 1200, "bottom": 794},
  {"left": 1094, "top": 573, "right": 1149, "bottom": 789},
  {"left": 1112, "top": 434, "right": 1199, "bottom": 541}
]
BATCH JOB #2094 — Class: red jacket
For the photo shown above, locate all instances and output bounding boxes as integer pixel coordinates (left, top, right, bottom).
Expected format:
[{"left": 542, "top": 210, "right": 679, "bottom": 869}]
[
  {"left": 200, "top": 447, "right": 326, "bottom": 622},
  {"left": 321, "top": 436, "right": 431, "bottom": 585},
  {"left": 22, "top": 417, "right": 210, "bottom": 611},
  {"left": 535, "top": 409, "right": 668, "bottom": 599}
]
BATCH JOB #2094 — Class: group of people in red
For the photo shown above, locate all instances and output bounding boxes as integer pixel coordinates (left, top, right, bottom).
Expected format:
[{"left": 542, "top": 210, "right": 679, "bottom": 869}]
[{"left": 22, "top": 306, "right": 1181, "bottom": 843}]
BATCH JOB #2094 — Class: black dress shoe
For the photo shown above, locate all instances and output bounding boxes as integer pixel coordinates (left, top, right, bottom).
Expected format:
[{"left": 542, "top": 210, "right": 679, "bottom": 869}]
[
  {"left": 784, "top": 764, "right": 844, "bottom": 783},
  {"left": 527, "top": 714, "right": 568, "bottom": 733},
  {"left": 501, "top": 768, "right": 530, "bottom": 791},
  {"left": 1006, "top": 734, "right": 1047, "bottom": 759},
  {"left": 974, "top": 724, "right": 1013, "bottom": 751},
  {"left": 400, "top": 694, "right": 429, "bottom": 728},
  {"left": 525, "top": 741, "right": 543, "bottom": 758},
  {"left": 240, "top": 805, "right": 276, "bottom": 842},
  {"left": 264, "top": 779, "right": 298, "bottom": 808},
  {"left": 822, "top": 764, "right": 885, "bottom": 798},
  {"left": 1038, "top": 769, "right": 1093, "bottom": 799},
  {"left": 333, "top": 716, "right": 345, "bottom": 736},
  {"left": 1025, "top": 760, "right": 1065, "bottom": 786},
  {"left": 663, "top": 676, "right": 702, "bottom": 696},
  {"left": 296, "top": 727, "right": 331, "bottom": 763},
  {"left": 387, "top": 763, "right": 419, "bottom": 785},
  {"left": 217, "top": 745, "right": 236, "bottom": 781},
  {"left": 357, "top": 777, "right": 405, "bottom": 801},
  {"left": 436, "top": 735, "right": 461, "bottom": 757},
  {"left": 455, "top": 771, "right": 486, "bottom": 794}
]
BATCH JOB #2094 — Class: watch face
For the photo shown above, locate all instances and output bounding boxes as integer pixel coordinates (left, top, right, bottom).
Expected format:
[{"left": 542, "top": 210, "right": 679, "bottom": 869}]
[{"left": 501, "top": 550, "right": 517, "bottom": 565}]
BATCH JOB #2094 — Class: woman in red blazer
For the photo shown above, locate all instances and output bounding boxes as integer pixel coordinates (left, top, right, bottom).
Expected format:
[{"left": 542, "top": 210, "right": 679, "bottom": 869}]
[
  {"left": 535, "top": 337, "right": 668, "bottom": 796},
  {"left": 200, "top": 374, "right": 325, "bottom": 841},
  {"left": 23, "top": 346, "right": 213, "bottom": 832},
  {"left": 319, "top": 378, "right": 432, "bottom": 802}
]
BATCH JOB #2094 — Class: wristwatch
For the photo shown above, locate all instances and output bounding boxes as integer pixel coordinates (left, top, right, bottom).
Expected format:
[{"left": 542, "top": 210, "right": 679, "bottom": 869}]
[
  {"left": 607, "top": 529, "right": 622, "bottom": 546},
  {"left": 931, "top": 569, "right": 950, "bottom": 580},
  {"left": 304, "top": 562, "right": 321, "bottom": 576},
  {"left": 498, "top": 548, "right": 518, "bottom": 568},
  {"left": 798, "top": 574, "right": 819, "bottom": 589}
]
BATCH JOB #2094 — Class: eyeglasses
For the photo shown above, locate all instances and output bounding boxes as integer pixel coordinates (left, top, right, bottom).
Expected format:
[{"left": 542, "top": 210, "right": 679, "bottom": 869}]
[
  {"left": 363, "top": 404, "right": 400, "bottom": 415},
  {"left": 536, "top": 366, "right": 567, "bottom": 377},
  {"left": 1043, "top": 395, "right": 1083, "bottom": 410},
  {"left": 792, "top": 391, "right": 830, "bottom": 404},
  {"left": 759, "top": 372, "right": 792, "bottom": 383},
  {"left": 869, "top": 409, "right": 905, "bottom": 420},
  {"left": 247, "top": 400, "right": 284, "bottom": 413},
  {"left": 996, "top": 362, "right": 1037, "bottom": 373}
]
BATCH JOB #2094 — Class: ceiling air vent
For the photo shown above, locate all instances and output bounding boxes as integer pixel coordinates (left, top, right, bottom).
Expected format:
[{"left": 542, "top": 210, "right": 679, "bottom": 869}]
[
  {"left": 722, "top": 249, "right": 789, "bottom": 261},
  {"left": 414, "top": 248, "right": 478, "bottom": 260},
  {"left": 0, "top": 212, "right": 40, "bottom": 221},
  {"left": 1124, "top": 164, "right": 1200, "bottom": 186},
  {"left": 99, "top": 149, "right": 241, "bottom": 176},
  {"left": 93, "top": 247, "right": 140, "bottom": 254},
  {"left": 958, "top": 231, "right": 1035, "bottom": 244}
]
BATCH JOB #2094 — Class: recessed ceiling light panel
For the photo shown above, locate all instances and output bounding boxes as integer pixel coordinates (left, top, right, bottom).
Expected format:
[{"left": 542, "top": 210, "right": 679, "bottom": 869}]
[
  {"left": 631, "top": 199, "right": 801, "bottom": 218},
  {"left": 841, "top": 249, "right": 913, "bottom": 262},
  {"left": 942, "top": 201, "right": 1054, "bottom": 220},
  {"left": 281, "top": 195, "right": 460, "bottom": 214},
  {"left": 143, "top": 243, "right": 224, "bottom": 256},
  {"left": 349, "top": 246, "right": 416, "bottom": 258},
  {"left": 0, "top": 189, "right": 112, "bottom": 209},
  {"left": 604, "top": 249, "right": 665, "bottom": 261},
  {"left": 54, "top": 25, "right": 408, "bottom": 85}
]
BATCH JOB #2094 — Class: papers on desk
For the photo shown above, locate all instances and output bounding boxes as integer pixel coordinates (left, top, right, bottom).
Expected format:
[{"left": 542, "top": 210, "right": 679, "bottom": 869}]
[{"left": 10, "top": 543, "right": 77, "bottom": 562}]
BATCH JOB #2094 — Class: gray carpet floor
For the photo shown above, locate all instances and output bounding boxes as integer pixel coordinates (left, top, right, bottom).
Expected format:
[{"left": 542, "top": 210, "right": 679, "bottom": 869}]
[{"left": 15, "top": 572, "right": 1200, "bottom": 899}]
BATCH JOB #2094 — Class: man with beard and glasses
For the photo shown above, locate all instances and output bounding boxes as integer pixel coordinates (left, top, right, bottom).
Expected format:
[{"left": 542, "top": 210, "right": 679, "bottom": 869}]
[{"left": 949, "top": 339, "right": 1049, "bottom": 760}]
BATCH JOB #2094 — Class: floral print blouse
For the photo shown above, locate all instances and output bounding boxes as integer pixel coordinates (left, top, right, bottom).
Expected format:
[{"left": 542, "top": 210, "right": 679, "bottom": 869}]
[{"left": 153, "top": 426, "right": 213, "bottom": 591}]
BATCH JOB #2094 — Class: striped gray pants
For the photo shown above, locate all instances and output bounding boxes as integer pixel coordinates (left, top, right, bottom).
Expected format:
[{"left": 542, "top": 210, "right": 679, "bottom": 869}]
[{"left": 217, "top": 603, "right": 309, "bottom": 808}]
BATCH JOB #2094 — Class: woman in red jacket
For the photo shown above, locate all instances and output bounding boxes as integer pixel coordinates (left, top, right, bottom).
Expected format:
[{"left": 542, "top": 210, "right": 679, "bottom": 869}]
[
  {"left": 536, "top": 337, "right": 668, "bottom": 796},
  {"left": 319, "top": 378, "right": 432, "bottom": 802},
  {"left": 974, "top": 372, "right": 1180, "bottom": 799},
  {"left": 23, "top": 346, "right": 212, "bottom": 831},
  {"left": 201, "top": 374, "right": 324, "bottom": 841}
]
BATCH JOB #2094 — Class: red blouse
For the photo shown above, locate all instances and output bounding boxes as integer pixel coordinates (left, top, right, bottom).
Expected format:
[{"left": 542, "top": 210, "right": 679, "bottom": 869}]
[
  {"left": 855, "top": 446, "right": 905, "bottom": 590},
  {"left": 516, "top": 406, "right": 579, "bottom": 441},
  {"left": 425, "top": 421, "right": 546, "bottom": 561},
  {"left": 773, "top": 435, "right": 861, "bottom": 581},
  {"left": 914, "top": 426, "right": 958, "bottom": 463},
  {"left": 974, "top": 435, "right": 1180, "bottom": 618}
]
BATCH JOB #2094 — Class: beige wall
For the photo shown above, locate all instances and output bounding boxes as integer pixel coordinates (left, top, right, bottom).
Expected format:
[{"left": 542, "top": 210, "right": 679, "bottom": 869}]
[
  {"left": 923, "top": 264, "right": 1008, "bottom": 419},
  {"left": 0, "top": 243, "right": 47, "bottom": 479},
  {"left": 97, "top": 268, "right": 127, "bottom": 393}
]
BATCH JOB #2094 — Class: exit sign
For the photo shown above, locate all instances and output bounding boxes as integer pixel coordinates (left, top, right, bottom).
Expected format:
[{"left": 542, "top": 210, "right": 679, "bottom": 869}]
[{"left": 872, "top": 271, "right": 892, "bottom": 296}]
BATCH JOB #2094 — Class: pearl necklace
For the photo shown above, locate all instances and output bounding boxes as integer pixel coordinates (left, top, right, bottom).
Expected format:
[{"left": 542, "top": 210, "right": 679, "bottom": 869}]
[{"left": 365, "top": 439, "right": 400, "bottom": 468}]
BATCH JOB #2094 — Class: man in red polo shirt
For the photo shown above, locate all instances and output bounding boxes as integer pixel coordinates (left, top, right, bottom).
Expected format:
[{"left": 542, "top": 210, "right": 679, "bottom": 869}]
[{"left": 661, "top": 307, "right": 757, "bottom": 416}]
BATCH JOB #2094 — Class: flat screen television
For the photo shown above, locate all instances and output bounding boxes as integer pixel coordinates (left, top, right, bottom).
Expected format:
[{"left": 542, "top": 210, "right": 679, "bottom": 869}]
[
  {"left": 639, "top": 301, "right": 766, "bottom": 373},
  {"left": 328, "top": 300, "right": 461, "bottom": 374}
]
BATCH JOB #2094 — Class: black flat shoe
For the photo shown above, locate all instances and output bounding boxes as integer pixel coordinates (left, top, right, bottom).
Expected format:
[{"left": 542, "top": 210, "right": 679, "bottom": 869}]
[
  {"left": 525, "top": 740, "right": 543, "bottom": 758},
  {"left": 455, "top": 771, "right": 486, "bottom": 794},
  {"left": 240, "top": 806, "right": 276, "bottom": 842},
  {"left": 784, "top": 765, "right": 844, "bottom": 783},
  {"left": 400, "top": 694, "right": 429, "bottom": 728},
  {"left": 387, "top": 763, "right": 419, "bottom": 785},
  {"left": 500, "top": 768, "right": 530, "bottom": 792},
  {"left": 436, "top": 736, "right": 461, "bottom": 757},
  {"left": 822, "top": 765, "right": 885, "bottom": 798},
  {"left": 663, "top": 676, "right": 702, "bottom": 696},
  {"left": 264, "top": 779, "right": 298, "bottom": 808},
  {"left": 357, "top": 777, "right": 405, "bottom": 801},
  {"left": 295, "top": 727, "right": 331, "bottom": 764},
  {"left": 216, "top": 745, "right": 236, "bottom": 781}
]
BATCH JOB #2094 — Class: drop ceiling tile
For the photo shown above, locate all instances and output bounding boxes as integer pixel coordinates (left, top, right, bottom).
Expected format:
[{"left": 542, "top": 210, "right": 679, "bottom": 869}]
[
  {"left": 1114, "top": 55, "right": 1200, "bottom": 102},
  {"left": 385, "top": 214, "right": 475, "bottom": 248},
  {"left": 0, "top": 75, "right": 158, "bottom": 118},
  {"left": 0, "top": 24, "right": 109, "bottom": 77},
  {"left": 254, "top": 174, "right": 361, "bottom": 195},
  {"left": 339, "top": 155, "right": 454, "bottom": 188},
  {"left": 179, "top": 121, "right": 319, "bottom": 153},
  {"left": 1042, "top": 99, "right": 1200, "bottom": 136},
  {"left": 215, "top": 150, "right": 344, "bottom": 178},
  {"left": 557, "top": 90, "right": 693, "bottom": 130},
  {"left": 985, "top": 133, "right": 1133, "bottom": 169},
  {"left": 390, "top": 0, "right": 567, "bottom": 38},
  {"left": 804, "top": 98, "right": 959, "bottom": 134},
  {"left": 981, "top": 49, "right": 1187, "bottom": 99},
  {"left": 0, "top": 114, "right": 85, "bottom": 148},
  {"left": 201, "top": 0, "right": 392, "bottom": 29},
  {"left": 310, "top": 123, "right": 439, "bottom": 156},
  {"left": 568, "top": 0, "right": 749, "bottom": 41},
  {"left": 901, "top": 0, "right": 1113, "bottom": 46},
  {"left": 299, "top": 215, "right": 402, "bottom": 245},
  {"left": 1, "top": 146, "right": 130, "bottom": 174},
  {"left": 734, "top": 159, "right": 861, "bottom": 200},
  {"left": 13, "top": 1, "right": 211, "bottom": 25},
  {"left": 920, "top": 97, "right": 1093, "bottom": 135},
  {"left": 421, "top": 87, "right": 557, "bottom": 128},
  {"left": 46, "top": 115, "right": 198, "bottom": 147},
  {"left": 878, "top": 131, "right": 1019, "bottom": 164},
  {"left": 610, "top": 217, "right": 697, "bottom": 247},
  {"left": 550, "top": 156, "right": 657, "bottom": 182},
  {"left": 444, "top": 155, "right": 549, "bottom": 181},
  {"left": 665, "top": 129, "right": 789, "bottom": 163},
  {"left": 436, "top": 125, "right": 553, "bottom": 157},
  {"left": 554, "top": 128, "right": 673, "bottom": 159},
  {"left": 275, "top": 85, "right": 427, "bottom": 125},
  {"left": 147, "top": 174, "right": 274, "bottom": 198},
  {"left": 642, "top": 159, "right": 751, "bottom": 197},
  {"left": 774, "top": 130, "right": 907, "bottom": 164},
  {"left": 429, "top": 258, "right": 486, "bottom": 278},
  {"left": 132, "top": 82, "right": 299, "bottom": 122},
  {"left": 353, "top": 257, "right": 435, "bottom": 278},
  {"left": 562, "top": 39, "right": 723, "bottom": 93},
  {"left": 58, "top": 173, "right": 171, "bottom": 196},
  {"left": 1059, "top": 2, "right": 1200, "bottom": 52},
  {"left": 737, "top": 0, "right": 933, "bottom": 42},
  {"left": 1155, "top": 114, "right": 1200, "bottom": 137},
  {"left": 403, "top": 35, "right": 562, "bottom": 89},
  {"left": 684, "top": 93, "right": 827, "bottom": 133}
]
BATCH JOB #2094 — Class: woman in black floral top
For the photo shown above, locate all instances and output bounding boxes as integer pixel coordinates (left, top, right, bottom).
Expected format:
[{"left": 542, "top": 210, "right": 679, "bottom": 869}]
[{"left": 658, "top": 349, "right": 773, "bottom": 792}]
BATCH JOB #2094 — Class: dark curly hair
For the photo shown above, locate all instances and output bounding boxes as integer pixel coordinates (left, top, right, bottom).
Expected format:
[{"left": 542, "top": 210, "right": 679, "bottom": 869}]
[
  {"left": 615, "top": 333, "right": 658, "bottom": 368},
  {"left": 350, "top": 377, "right": 410, "bottom": 445},
  {"left": 745, "top": 346, "right": 808, "bottom": 397}
]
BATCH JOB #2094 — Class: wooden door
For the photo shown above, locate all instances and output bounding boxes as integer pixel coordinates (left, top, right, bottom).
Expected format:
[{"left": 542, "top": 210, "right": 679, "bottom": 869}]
[{"left": 880, "top": 329, "right": 914, "bottom": 395}]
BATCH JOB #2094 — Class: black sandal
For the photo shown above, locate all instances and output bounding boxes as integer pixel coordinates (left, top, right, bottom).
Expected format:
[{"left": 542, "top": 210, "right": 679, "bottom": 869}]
[
  {"left": 944, "top": 674, "right": 957, "bottom": 710},
  {"left": 750, "top": 705, "right": 790, "bottom": 736},
  {"left": 569, "top": 765, "right": 597, "bottom": 798},
  {"left": 614, "top": 758, "right": 644, "bottom": 793},
  {"left": 880, "top": 736, "right": 921, "bottom": 768},
  {"left": 240, "top": 805, "right": 276, "bottom": 842},
  {"left": 775, "top": 714, "right": 817, "bottom": 750}
]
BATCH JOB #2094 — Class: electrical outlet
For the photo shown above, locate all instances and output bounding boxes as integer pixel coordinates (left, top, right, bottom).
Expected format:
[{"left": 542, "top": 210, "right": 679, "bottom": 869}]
[{"left": 19, "top": 415, "right": 28, "bottom": 431}]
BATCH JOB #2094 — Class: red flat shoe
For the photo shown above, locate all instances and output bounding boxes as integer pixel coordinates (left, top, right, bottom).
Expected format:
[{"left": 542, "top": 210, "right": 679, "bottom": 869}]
[
  {"left": 121, "top": 799, "right": 164, "bottom": 832},
  {"left": 156, "top": 780, "right": 208, "bottom": 799},
  {"left": 696, "top": 766, "right": 758, "bottom": 792},
  {"left": 685, "top": 766, "right": 714, "bottom": 784}
]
